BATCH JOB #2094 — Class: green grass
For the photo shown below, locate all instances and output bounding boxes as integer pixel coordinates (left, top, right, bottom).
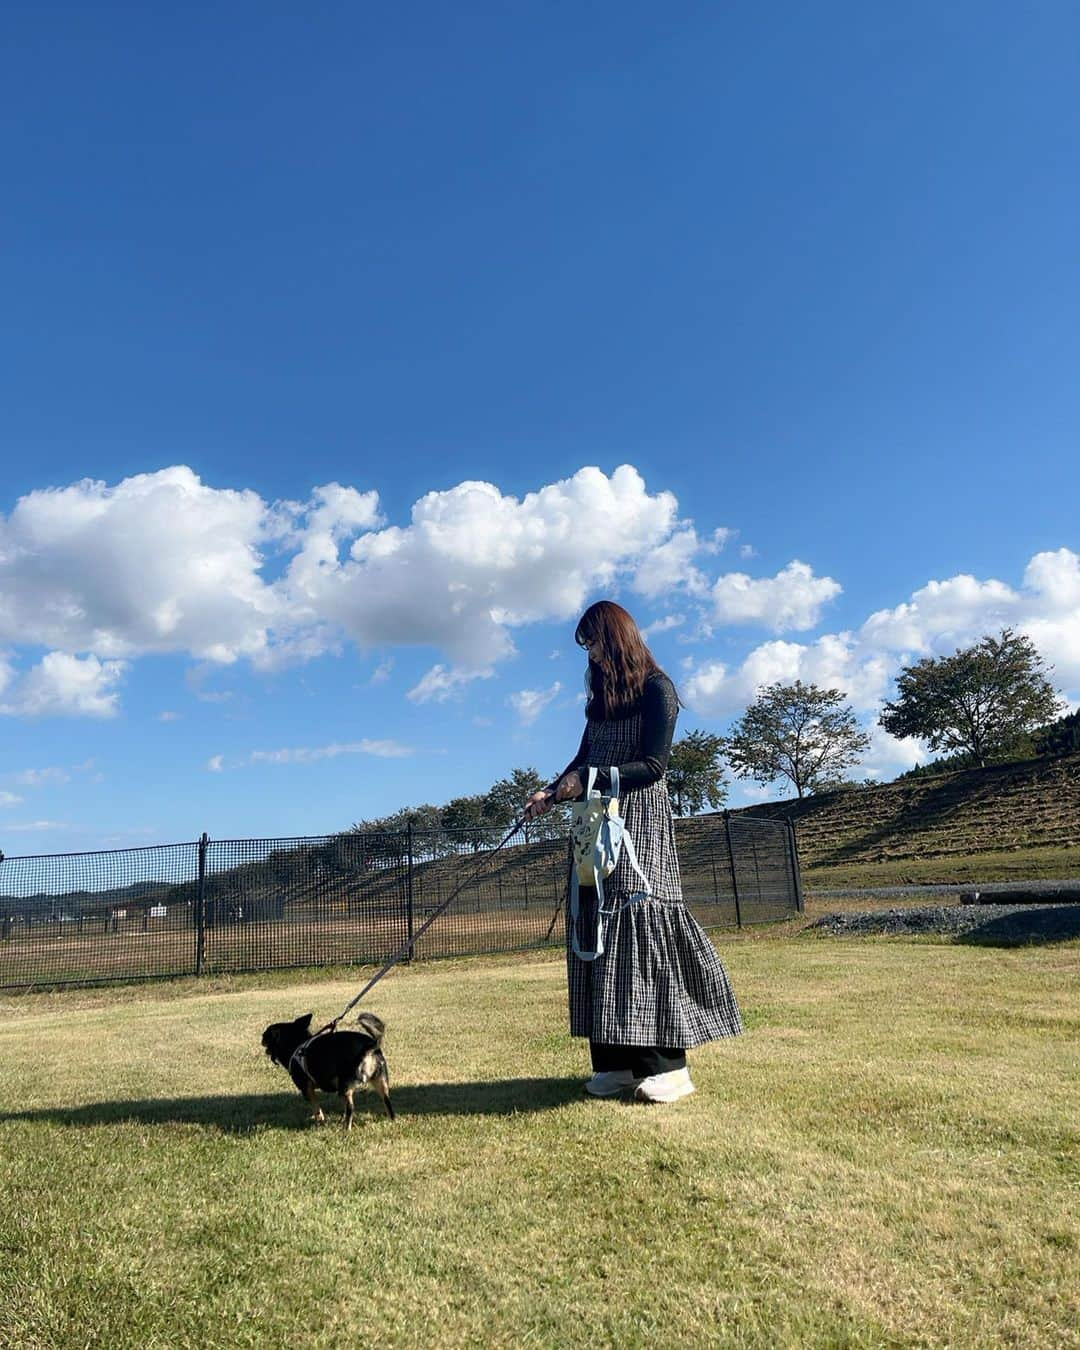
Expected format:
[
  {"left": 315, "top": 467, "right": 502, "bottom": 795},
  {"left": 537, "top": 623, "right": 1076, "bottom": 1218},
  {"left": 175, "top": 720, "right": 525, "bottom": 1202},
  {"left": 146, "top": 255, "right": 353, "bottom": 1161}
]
[
  {"left": 1, "top": 937, "right": 1078, "bottom": 1349},
  {"left": 804, "top": 842, "right": 1080, "bottom": 889}
]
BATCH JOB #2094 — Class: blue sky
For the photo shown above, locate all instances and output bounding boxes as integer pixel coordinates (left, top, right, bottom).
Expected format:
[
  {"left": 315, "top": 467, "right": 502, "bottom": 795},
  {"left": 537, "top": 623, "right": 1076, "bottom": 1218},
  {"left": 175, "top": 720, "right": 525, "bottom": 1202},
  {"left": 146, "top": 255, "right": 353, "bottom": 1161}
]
[{"left": 2, "top": 2, "right": 1078, "bottom": 853}]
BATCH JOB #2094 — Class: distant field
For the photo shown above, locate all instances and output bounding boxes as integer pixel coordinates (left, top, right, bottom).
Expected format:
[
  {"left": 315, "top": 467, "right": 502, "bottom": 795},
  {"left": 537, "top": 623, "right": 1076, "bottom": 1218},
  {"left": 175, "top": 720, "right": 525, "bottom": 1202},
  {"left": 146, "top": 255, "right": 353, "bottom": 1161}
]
[{"left": 1, "top": 935, "right": 1077, "bottom": 1348}]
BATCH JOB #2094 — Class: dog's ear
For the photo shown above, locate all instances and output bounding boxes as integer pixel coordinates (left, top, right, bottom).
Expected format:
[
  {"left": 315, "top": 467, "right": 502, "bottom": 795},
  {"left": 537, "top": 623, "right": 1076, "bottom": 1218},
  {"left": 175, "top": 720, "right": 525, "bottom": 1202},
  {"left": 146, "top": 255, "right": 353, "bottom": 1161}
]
[{"left": 297, "top": 1012, "right": 314, "bottom": 1028}]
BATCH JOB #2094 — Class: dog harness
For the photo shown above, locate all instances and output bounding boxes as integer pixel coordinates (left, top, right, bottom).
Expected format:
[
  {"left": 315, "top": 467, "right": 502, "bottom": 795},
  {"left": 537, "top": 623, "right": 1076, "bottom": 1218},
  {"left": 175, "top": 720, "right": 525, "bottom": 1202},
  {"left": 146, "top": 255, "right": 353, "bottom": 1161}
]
[{"left": 288, "top": 1035, "right": 320, "bottom": 1085}]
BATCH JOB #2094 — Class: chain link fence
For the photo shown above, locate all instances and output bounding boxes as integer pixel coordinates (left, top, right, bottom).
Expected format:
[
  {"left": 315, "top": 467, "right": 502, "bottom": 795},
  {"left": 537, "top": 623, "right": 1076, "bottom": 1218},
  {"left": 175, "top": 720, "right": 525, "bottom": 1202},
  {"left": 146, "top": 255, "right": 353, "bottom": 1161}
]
[{"left": 0, "top": 813, "right": 802, "bottom": 991}]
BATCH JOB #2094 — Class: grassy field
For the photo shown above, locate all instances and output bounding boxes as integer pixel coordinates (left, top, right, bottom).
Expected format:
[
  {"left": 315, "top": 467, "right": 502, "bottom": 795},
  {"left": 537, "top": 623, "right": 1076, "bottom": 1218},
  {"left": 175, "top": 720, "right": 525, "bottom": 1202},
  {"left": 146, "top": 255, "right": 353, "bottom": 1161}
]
[{"left": 1, "top": 932, "right": 1077, "bottom": 1348}]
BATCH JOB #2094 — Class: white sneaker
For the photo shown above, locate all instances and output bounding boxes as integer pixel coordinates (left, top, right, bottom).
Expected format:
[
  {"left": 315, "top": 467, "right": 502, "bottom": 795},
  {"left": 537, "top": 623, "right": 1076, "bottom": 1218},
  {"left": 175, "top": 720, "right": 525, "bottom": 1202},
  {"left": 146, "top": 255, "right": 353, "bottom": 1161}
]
[
  {"left": 584, "top": 1069, "right": 642, "bottom": 1097},
  {"left": 633, "top": 1068, "right": 696, "bottom": 1104}
]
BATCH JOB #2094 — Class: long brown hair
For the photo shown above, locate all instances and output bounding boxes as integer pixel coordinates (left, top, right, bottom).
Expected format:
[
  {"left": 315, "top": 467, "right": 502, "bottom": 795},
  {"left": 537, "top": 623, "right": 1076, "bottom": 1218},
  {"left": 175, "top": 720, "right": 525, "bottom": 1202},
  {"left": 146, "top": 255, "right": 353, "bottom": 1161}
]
[{"left": 575, "top": 600, "right": 663, "bottom": 720}]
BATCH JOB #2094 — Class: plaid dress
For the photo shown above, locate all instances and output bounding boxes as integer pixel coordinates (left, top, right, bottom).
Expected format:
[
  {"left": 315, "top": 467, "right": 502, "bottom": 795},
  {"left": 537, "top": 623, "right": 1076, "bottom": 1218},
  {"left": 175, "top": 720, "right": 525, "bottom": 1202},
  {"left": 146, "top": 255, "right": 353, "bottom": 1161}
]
[{"left": 567, "top": 709, "right": 744, "bottom": 1049}]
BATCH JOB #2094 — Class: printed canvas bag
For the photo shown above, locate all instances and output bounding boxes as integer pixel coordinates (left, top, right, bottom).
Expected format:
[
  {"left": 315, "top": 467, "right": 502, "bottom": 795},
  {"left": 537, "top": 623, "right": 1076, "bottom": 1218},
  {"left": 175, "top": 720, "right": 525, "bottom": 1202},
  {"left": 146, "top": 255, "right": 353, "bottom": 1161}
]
[{"left": 568, "top": 766, "right": 652, "bottom": 961}]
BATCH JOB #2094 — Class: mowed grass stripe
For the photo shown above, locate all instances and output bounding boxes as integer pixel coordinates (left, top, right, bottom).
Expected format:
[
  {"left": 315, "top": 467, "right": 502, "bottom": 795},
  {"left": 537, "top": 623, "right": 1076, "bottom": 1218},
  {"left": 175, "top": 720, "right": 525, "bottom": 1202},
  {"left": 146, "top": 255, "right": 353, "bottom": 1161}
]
[{"left": 0, "top": 940, "right": 1077, "bottom": 1349}]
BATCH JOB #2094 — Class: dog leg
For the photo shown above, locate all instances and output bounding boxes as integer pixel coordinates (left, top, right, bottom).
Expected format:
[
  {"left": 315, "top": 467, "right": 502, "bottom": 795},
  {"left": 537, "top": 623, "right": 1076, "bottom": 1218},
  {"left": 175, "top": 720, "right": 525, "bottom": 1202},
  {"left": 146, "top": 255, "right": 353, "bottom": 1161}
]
[
  {"left": 343, "top": 1089, "right": 355, "bottom": 1132},
  {"left": 372, "top": 1066, "right": 395, "bottom": 1121},
  {"left": 302, "top": 1080, "right": 325, "bottom": 1123}
]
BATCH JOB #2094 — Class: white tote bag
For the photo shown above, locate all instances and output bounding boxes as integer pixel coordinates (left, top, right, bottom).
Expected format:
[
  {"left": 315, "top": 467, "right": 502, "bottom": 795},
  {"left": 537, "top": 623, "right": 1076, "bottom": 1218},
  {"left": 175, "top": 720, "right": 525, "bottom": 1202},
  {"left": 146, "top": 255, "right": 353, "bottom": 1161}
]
[{"left": 568, "top": 766, "right": 652, "bottom": 962}]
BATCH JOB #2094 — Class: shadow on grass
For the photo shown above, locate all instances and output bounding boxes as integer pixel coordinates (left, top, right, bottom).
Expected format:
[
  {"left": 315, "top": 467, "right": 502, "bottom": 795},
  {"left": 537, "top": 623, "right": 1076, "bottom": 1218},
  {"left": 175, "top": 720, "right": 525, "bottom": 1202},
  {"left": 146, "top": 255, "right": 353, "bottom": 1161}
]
[
  {"left": 955, "top": 905, "right": 1080, "bottom": 947},
  {"left": 0, "top": 1076, "right": 587, "bottom": 1134}
]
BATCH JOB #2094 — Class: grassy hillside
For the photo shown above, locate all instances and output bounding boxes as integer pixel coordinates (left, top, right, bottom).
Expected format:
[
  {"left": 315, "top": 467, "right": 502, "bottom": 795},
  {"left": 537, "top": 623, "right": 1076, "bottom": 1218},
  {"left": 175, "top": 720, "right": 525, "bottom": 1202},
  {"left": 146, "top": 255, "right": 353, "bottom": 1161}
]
[{"left": 734, "top": 752, "right": 1080, "bottom": 888}]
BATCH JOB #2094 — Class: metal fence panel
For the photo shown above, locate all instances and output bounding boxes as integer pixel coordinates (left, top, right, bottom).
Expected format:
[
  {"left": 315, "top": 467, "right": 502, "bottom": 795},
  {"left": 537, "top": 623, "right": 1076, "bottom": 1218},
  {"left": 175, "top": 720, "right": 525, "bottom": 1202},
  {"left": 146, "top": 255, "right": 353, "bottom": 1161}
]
[
  {"left": 0, "top": 814, "right": 801, "bottom": 991},
  {"left": 0, "top": 843, "right": 200, "bottom": 988}
]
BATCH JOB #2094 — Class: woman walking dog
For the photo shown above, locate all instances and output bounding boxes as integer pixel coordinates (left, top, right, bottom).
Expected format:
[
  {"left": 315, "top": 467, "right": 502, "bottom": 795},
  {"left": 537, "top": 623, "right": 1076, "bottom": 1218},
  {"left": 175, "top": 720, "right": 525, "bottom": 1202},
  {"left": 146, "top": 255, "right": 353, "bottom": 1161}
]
[{"left": 525, "top": 601, "right": 743, "bottom": 1103}]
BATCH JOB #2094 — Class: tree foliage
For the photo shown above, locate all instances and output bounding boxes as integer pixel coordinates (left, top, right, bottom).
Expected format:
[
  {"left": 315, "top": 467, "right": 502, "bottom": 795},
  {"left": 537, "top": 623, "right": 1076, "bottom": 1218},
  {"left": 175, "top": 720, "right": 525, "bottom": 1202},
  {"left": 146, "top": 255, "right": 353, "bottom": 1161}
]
[
  {"left": 666, "top": 730, "right": 728, "bottom": 816},
  {"left": 879, "top": 629, "right": 1064, "bottom": 768},
  {"left": 724, "top": 680, "right": 871, "bottom": 799}
]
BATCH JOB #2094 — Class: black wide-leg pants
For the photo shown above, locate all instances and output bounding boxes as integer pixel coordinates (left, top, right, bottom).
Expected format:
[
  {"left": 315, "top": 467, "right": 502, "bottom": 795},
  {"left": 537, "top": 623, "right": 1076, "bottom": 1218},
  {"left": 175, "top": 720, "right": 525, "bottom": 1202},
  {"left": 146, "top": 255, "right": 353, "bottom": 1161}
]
[{"left": 590, "top": 1041, "right": 686, "bottom": 1076}]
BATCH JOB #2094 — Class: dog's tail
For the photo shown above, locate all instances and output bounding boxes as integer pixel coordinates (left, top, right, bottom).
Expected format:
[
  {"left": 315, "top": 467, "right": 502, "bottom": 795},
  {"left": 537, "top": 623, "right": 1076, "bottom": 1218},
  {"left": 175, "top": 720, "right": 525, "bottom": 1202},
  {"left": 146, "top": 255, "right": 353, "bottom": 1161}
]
[{"left": 355, "top": 1011, "right": 386, "bottom": 1043}]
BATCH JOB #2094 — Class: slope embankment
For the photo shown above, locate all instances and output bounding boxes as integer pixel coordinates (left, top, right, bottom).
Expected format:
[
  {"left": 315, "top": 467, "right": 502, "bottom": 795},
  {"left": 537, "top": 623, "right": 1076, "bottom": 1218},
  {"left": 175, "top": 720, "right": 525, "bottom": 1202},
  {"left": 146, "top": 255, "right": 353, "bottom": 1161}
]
[{"left": 732, "top": 752, "right": 1080, "bottom": 888}]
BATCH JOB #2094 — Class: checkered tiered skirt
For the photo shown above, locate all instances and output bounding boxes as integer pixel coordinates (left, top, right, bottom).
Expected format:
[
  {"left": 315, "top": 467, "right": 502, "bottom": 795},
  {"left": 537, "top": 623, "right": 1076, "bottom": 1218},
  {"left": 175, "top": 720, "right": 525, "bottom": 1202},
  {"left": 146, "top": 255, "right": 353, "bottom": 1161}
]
[{"left": 567, "top": 712, "right": 744, "bottom": 1048}]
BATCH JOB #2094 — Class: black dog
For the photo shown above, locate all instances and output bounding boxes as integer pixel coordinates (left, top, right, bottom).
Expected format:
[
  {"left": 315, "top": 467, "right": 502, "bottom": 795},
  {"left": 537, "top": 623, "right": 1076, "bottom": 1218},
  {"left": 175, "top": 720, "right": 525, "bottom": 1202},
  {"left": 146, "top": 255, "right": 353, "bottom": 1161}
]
[{"left": 261, "top": 1011, "right": 395, "bottom": 1128}]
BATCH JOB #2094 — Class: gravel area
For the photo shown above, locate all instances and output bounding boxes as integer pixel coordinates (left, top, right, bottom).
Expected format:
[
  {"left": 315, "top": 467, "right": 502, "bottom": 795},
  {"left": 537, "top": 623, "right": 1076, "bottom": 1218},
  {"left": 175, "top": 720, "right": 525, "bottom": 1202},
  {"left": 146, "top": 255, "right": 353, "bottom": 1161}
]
[{"left": 807, "top": 903, "right": 1080, "bottom": 942}]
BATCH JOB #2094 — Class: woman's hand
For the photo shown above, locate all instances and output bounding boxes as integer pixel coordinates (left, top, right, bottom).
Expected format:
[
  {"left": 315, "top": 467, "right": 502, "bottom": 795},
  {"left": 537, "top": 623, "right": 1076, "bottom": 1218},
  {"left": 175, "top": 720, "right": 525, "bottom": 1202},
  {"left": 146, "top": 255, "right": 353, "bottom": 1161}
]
[
  {"left": 524, "top": 769, "right": 583, "bottom": 821},
  {"left": 524, "top": 788, "right": 555, "bottom": 821}
]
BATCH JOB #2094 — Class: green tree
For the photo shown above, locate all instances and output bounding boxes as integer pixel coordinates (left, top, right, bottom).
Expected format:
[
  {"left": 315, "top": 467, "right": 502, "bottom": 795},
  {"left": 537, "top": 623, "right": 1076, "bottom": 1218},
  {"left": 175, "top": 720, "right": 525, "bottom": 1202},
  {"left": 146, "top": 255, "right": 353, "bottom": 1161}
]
[
  {"left": 350, "top": 803, "right": 447, "bottom": 861},
  {"left": 724, "top": 680, "right": 871, "bottom": 799},
  {"left": 879, "top": 628, "right": 1064, "bottom": 768},
  {"left": 484, "top": 767, "right": 568, "bottom": 841},
  {"left": 666, "top": 730, "right": 729, "bottom": 816},
  {"left": 440, "top": 795, "right": 499, "bottom": 852}
]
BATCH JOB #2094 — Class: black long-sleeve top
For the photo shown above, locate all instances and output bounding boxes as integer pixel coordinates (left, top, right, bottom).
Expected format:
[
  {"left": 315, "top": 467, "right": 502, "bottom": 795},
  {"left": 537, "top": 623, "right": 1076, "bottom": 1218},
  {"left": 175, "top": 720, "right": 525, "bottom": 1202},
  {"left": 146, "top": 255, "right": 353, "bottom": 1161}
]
[{"left": 547, "top": 671, "right": 679, "bottom": 799}]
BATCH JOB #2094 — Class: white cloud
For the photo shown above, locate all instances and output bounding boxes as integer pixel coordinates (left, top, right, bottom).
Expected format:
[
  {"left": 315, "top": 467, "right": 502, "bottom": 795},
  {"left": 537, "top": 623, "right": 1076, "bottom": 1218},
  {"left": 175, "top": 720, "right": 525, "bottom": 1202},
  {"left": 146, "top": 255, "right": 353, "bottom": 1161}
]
[
  {"left": 293, "top": 464, "right": 680, "bottom": 678},
  {"left": 683, "top": 548, "right": 1080, "bottom": 785},
  {"left": 857, "top": 725, "right": 928, "bottom": 781},
  {"left": 641, "top": 613, "right": 686, "bottom": 639},
  {"left": 0, "top": 464, "right": 686, "bottom": 710},
  {"left": 739, "top": 543, "right": 758, "bottom": 559},
  {"left": 158, "top": 710, "right": 181, "bottom": 721},
  {"left": 11, "top": 766, "right": 71, "bottom": 787},
  {"left": 247, "top": 740, "right": 412, "bottom": 765},
  {"left": 369, "top": 658, "right": 393, "bottom": 685},
  {"left": 407, "top": 664, "right": 494, "bottom": 703},
  {"left": 857, "top": 548, "right": 1080, "bottom": 688},
  {"left": 0, "top": 790, "right": 22, "bottom": 807},
  {"left": 5, "top": 820, "right": 74, "bottom": 832},
  {"left": 633, "top": 529, "right": 708, "bottom": 599},
  {"left": 708, "top": 560, "right": 842, "bottom": 632},
  {"left": 0, "top": 653, "right": 127, "bottom": 718},
  {"left": 508, "top": 682, "right": 562, "bottom": 725},
  {"left": 0, "top": 466, "right": 282, "bottom": 663},
  {"left": 205, "top": 740, "right": 412, "bottom": 771}
]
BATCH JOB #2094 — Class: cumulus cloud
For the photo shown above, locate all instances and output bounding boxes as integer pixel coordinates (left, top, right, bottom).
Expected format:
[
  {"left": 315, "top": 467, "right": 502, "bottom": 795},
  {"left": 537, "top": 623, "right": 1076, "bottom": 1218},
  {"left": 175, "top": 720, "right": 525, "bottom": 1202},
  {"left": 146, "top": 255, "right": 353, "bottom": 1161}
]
[
  {"left": 633, "top": 529, "right": 709, "bottom": 599},
  {"left": 683, "top": 548, "right": 1080, "bottom": 784},
  {"left": 0, "top": 653, "right": 127, "bottom": 718},
  {"left": 0, "top": 466, "right": 282, "bottom": 663},
  {"left": 292, "top": 465, "right": 680, "bottom": 675},
  {"left": 0, "top": 790, "right": 22, "bottom": 807},
  {"left": 707, "top": 560, "right": 842, "bottom": 632},
  {"left": 0, "top": 463, "right": 684, "bottom": 711},
  {"left": 508, "top": 682, "right": 562, "bottom": 725},
  {"left": 683, "top": 632, "right": 893, "bottom": 721},
  {"left": 4, "top": 467, "right": 1076, "bottom": 738},
  {"left": 858, "top": 548, "right": 1080, "bottom": 687}
]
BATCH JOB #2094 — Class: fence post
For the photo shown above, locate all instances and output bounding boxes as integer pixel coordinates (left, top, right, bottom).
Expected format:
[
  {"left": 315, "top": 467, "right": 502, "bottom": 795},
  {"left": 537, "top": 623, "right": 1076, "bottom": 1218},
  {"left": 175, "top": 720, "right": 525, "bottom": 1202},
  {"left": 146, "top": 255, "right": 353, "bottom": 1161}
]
[
  {"left": 787, "top": 819, "right": 805, "bottom": 913},
  {"left": 723, "top": 811, "right": 743, "bottom": 928},
  {"left": 195, "top": 832, "right": 208, "bottom": 975},
  {"left": 404, "top": 823, "right": 415, "bottom": 963}
]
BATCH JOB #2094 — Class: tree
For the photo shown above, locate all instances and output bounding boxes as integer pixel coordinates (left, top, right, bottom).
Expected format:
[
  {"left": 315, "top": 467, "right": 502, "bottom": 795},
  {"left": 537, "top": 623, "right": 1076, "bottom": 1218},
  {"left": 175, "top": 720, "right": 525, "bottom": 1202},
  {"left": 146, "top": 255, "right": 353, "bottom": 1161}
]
[
  {"left": 666, "top": 730, "right": 728, "bottom": 816},
  {"left": 440, "top": 795, "right": 499, "bottom": 852},
  {"left": 484, "top": 767, "right": 567, "bottom": 841},
  {"left": 879, "top": 628, "right": 1064, "bottom": 768},
  {"left": 724, "top": 680, "right": 871, "bottom": 799}
]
